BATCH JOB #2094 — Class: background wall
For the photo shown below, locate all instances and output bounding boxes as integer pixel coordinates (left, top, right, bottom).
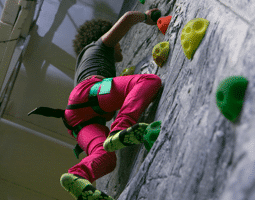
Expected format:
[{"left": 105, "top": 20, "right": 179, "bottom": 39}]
[{"left": 0, "top": 0, "right": 123, "bottom": 199}]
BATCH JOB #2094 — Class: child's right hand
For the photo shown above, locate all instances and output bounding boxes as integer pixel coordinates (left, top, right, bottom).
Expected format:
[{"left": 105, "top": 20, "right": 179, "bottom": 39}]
[{"left": 144, "top": 8, "right": 160, "bottom": 25}]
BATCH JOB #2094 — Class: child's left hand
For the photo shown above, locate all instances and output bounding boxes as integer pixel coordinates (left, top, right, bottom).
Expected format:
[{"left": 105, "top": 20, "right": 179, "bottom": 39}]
[{"left": 144, "top": 8, "right": 160, "bottom": 25}]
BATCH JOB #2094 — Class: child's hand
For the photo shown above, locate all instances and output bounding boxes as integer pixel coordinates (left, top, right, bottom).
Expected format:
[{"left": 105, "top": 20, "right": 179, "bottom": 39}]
[{"left": 144, "top": 8, "right": 160, "bottom": 25}]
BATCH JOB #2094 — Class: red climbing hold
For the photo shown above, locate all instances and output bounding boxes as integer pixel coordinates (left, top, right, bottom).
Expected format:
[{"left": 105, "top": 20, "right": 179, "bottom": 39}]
[{"left": 157, "top": 16, "right": 172, "bottom": 35}]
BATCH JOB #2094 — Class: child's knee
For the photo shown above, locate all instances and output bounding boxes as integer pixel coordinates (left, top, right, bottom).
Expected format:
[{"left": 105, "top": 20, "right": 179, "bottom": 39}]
[
  {"left": 144, "top": 74, "right": 162, "bottom": 88},
  {"left": 153, "top": 74, "right": 162, "bottom": 86}
]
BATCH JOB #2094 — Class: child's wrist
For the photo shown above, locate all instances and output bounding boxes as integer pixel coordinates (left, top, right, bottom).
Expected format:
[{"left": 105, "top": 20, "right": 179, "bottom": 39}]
[{"left": 127, "top": 11, "right": 147, "bottom": 24}]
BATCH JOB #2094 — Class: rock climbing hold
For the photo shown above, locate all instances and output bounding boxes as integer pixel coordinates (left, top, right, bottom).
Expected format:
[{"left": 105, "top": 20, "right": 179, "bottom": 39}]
[
  {"left": 143, "top": 121, "right": 162, "bottom": 151},
  {"left": 152, "top": 41, "right": 170, "bottom": 67},
  {"left": 151, "top": 10, "right": 162, "bottom": 22},
  {"left": 216, "top": 76, "right": 248, "bottom": 122},
  {"left": 120, "top": 66, "right": 135, "bottom": 76},
  {"left": 139, "top": 0, "right": 145, "bottom": 4},
  {"left": 157, "top": 16, "right": 172, "bottom": 35},
  {"left": 181, "top": 18, "right": 210, "bottom": 59}
]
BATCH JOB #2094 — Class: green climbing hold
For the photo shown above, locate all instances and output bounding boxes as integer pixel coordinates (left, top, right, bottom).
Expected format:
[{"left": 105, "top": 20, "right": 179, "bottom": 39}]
[
  {"left": 181, "top": 18, "right": 210, "bottom": 59},
  {"left": 152, "top": 41, "right": 170, "bottom": 67},
  {"left": 143, "top": 121, "right": 162, "bottom": 151},
  {"left": 216, "top": 76, "right": 248, "bottom": 122},
  {"left": 120, "top": 66, "right": 135, "bottom": 76},
  {"left": 139, "top": 0, "right": 145, "bottom": 4}
]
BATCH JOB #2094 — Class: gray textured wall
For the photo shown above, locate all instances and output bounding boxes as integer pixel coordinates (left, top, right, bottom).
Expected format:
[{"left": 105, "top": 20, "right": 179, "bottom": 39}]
[
  {"left": 97, "top": 0, "right": 255, "bottom": 199},
  {"left": 117, "top": 0, "right": 138, "bottom": 19}
]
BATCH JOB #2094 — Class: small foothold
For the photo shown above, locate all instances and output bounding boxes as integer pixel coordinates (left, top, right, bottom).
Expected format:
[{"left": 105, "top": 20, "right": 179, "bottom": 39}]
[
  {"left": 152, "top": 41, "right": 170, "bottom": 67},
  {"left": 139, "top": 0, "right": 145, "bottom": 4},
  {"left": 181, "top": 18, "right": 210, "bottom": 59},
  {"left": 120, "top": 66, "right": 135, "bottom": 76},
  {"left": 216, "top": 76, "right": 248, "bottom": 122},
  {"left": 143, "top": 121, "right": 162, "bottom": 151},
  {"left": 157, "top": 16, "right": 172, "bottom": 35}
]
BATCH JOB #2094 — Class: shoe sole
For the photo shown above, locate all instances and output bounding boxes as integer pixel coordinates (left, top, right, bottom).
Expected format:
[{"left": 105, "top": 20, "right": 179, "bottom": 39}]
[
  {"left": 60, "top": 173, "right": 114, "bottom": 200},
  {"left": 103, "top": 123, "right": 149, "bottom": 152},
  {"left": 77, "top": 185, "right": 114, "bottom": 200}
]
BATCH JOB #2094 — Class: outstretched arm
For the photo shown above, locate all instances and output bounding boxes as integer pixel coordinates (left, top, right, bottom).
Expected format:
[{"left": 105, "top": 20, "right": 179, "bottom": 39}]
[{"left": 101, "top": 8, "right": 159, "bottom": 48}]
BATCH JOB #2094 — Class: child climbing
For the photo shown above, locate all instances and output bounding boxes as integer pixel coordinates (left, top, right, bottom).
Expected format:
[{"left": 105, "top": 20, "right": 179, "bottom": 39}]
[
  {"left": 60, "top": 8, "right": 163, "bottom": 200},
  {"left": 29, "top": 7, "right": 162, "bottom": 200}
]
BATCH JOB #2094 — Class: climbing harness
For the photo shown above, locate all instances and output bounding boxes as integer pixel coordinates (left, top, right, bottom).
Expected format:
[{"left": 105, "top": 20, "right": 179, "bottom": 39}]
[{"left": 28, "top": 78, "right": 113, "bottom": 159}]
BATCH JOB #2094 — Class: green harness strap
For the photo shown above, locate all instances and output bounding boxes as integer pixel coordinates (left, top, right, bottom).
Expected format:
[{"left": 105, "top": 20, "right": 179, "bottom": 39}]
[
  {"left": 88, "top": 78, "right": 113, "bottom": 115},
  {"left": 72, "top": 78, "right": 113, "bottom": 159}
]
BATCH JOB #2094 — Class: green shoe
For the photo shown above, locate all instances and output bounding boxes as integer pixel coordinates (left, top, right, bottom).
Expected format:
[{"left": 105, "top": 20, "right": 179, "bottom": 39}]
[
  {"left": 60, "top": 173, "right": 114, "bottom": 200},
  {"left": 103, "top": 123, "right": 149, "bottom": 152}
]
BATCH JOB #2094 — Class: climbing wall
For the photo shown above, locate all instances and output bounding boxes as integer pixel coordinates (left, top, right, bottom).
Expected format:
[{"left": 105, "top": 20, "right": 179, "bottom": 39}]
[{"left": 97, "top": 0, "right": 255, "bottom": 199}]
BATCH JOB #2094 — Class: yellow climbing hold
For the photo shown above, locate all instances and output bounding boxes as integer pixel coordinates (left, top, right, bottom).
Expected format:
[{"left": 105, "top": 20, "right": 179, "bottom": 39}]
[
  {"left": 120, "top": 66, "right": 135, "bottom": 76},
  {"left": 152, "top": 41, "right": 170, "bottom": 67},
  {"left": 181, "top": 18, "right": 210, "bottom": 59}
]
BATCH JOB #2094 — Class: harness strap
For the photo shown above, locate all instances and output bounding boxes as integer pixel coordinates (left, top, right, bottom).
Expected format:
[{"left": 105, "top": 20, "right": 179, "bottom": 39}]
[
  {"left": 27, "top": 78, "right": 113, "bottom": 159},
  {"left": 66, "top": 78, "right": 113, "bottom": 115},
  {"left": 65, "top": 116, "right": 106, "bottom": 159},
  {"left": 67, "top": 117, "right": 106, "bottom": 138},
  {"left": 87, "top": 78, "right": 113, "bottom": 115},
  {"left": 66, "top": 78, "right": 112, "bottom": 159},
  {"left": 65, "top": 98, "right": 98, "bottom": 109},
  {"left": 27, "top": 107, "right": 65, "bottom": 118}
]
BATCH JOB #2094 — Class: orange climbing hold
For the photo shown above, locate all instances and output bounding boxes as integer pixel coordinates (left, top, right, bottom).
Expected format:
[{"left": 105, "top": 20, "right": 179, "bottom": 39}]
[{"left": 157, "top": 16, "right": 172, "bottom": 35}]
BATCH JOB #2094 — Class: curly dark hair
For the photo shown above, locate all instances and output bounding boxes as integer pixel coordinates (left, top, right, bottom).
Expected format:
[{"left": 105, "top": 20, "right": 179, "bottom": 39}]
[{"left": 73, "top": 19, "right": 113, "bottom": 56}]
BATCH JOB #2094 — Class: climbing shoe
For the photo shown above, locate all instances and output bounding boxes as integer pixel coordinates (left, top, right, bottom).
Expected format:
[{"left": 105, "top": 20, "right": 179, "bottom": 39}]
[
  {"left": 60, "top": 173, "right": 114, "bottom": 200},
  {"left": 103, "top": 123, "right": 149, "bottom": 152}
]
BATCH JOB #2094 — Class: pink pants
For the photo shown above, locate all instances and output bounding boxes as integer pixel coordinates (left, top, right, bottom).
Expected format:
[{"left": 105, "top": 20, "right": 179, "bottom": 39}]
[{"left": 64, "top": 74, "right": 162, "bottom": 183}]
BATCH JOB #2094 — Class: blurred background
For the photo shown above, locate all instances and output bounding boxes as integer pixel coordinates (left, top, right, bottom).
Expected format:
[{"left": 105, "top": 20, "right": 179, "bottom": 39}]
[{"left": 0, "top": 0, "right": 136, "bottom": 199}]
